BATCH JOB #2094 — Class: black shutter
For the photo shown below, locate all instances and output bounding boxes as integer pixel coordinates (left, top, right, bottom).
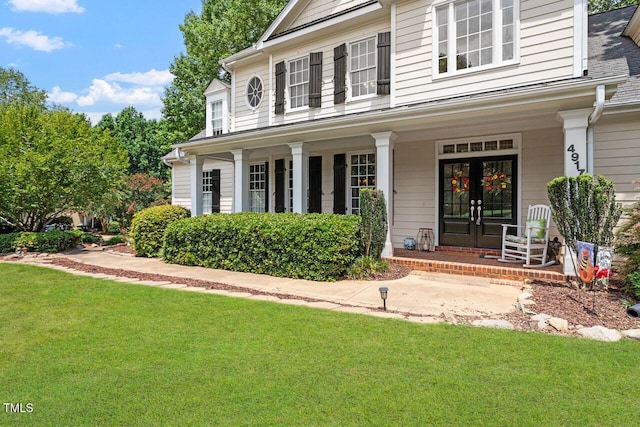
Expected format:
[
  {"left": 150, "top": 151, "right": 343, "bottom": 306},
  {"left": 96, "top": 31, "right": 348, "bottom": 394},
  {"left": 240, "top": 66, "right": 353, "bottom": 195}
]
[
  {"left": 309, "top": 52, "right": 323, "bottom": 108},
  {"left": 308, "top": 156, "right": 322, "bottom": 213},
  {"left": 275, "top": 61, "right": 286, "bottom": 114},
  {"left": 264, "top": 161, "right": 269, "bottom": 212},
  {"left": 333, "top": 44, "right": 347, "bottom": 104},
  {"left": 212, "top": 169, "right": 221, "bottom": 213},
  {"left": 333, "top": 154, "right": 346, "bottom": 214},
  {"left": 274, "top": 159, "right": 286, "bottom": 213},
  {"left": 377, "top": 32, "right": 391, "bottom": 95}
]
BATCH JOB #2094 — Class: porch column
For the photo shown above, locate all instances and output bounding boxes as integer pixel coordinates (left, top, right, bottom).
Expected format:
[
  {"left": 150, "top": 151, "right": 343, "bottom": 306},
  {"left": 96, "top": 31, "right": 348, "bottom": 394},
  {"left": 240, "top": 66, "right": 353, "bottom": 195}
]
[
  {"left": 189, "top": 155, "right": 203, "bottom": 217},
  {"left": 556, "top": 109, "right": 591, "bottom": 276},
  {"left": 288, "top": 142, "right": 308, "bottom": 213},
  {"left": 372, "top": 131, "right": 397, "bottom": 258},
  {"left": 231, "top": 149, "right": 249, "bottom": 212}
]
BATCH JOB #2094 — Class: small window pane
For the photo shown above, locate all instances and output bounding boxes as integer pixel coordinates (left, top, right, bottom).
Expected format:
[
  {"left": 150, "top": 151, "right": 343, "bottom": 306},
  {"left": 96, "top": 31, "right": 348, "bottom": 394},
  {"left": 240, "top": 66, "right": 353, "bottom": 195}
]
[
  {"left": 443, "top": 144, "right": 455, "bottom": 154},
  {"left": 456, "top": 143, "right": 469, "bottom": 153},
  {"left": 485, "top": 141, "right": 498, "bottom": 150}
]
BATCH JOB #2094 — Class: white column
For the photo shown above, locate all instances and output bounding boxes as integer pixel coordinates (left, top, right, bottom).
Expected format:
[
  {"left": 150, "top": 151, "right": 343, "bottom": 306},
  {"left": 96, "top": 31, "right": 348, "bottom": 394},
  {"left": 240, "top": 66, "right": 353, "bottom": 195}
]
[
  {"left": 189, "top": 155, "right": 203, "bottom": 217},
  {"left": 557, "top": 109, "right": 591, "bottom": 276},
  {"left": 372, "top": 131, "right": 397, "bottom": 258},
  {"left": 288, "top": 142, "right": 308, "bottom": 213},
  {"left": 231, "top": 149, "right": 249, "bottom": 213}
]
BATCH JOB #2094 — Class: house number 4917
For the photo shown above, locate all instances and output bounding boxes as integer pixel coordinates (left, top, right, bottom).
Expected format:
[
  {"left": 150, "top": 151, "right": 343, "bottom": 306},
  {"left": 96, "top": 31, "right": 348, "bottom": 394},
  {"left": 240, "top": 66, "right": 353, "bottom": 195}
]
[{"left": 566, "top": 144, "right": 585, "bottom": 175}]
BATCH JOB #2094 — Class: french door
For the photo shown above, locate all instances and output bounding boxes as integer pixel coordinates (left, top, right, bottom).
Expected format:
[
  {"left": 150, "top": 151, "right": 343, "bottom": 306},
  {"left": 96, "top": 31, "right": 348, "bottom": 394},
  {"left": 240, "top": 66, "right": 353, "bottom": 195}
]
[{"left": 439, "top": 155, "right": 517, "bottom": 248}]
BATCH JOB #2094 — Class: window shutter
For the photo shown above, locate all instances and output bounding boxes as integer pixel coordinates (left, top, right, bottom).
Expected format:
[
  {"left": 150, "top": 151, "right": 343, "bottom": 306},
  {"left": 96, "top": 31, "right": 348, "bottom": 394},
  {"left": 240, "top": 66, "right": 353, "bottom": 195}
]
[
  {"left": 309, "top": 52, "right": 323, "bottom": 108},
  {"left": 377, "top": 32, "right": 391, "bottom": 96},
  {"left": 275, "top": 61, "right": 286, "bottom": 115},
  {"left": 211, "top": 169, "right": 221, "bottom": 213},
  {"left": 274, "top": 159, "right": 285, "bottom": 213},
  {"left": 308, "top": 156, "right": 322, "bottom": 213},
  {"left": 333, "top": 154, "right": 346, "bottom": 214},
  {"left": 333, "top": 44, "right": 346, "bottom": 104}
]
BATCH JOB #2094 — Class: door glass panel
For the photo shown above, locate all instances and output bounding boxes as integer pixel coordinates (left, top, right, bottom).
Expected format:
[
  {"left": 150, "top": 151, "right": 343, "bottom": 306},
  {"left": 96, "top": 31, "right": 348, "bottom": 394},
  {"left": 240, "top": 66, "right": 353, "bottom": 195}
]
[
  {"left": 481, "top": 159, "right": 513, "bottom": 218},
  {"left": 443, "top": 162, "right": 470, "bottom": 218}
]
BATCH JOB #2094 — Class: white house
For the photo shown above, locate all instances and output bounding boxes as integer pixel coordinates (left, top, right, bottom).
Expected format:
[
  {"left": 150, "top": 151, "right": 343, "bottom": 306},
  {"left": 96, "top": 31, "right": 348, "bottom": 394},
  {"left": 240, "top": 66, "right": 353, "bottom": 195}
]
[{"left": 164, "top": 1, "right": 640, "bottom": 275}]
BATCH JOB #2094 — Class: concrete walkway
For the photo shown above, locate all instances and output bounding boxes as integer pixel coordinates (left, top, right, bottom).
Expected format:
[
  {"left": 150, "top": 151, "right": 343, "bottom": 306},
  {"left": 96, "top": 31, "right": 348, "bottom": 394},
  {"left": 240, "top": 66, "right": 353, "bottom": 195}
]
[{"left": 7, "top": 248, "right": 523, "bottom": 323}]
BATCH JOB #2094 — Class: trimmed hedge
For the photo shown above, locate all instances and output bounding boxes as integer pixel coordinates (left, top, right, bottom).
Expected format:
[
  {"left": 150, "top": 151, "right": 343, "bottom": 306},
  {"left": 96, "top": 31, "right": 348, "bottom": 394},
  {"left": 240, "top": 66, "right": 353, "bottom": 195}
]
[
  {"left": 130, "top": 205, "right": 190, "bottom": 257},
  {"left": 163, "top": 213, "right": 362, "bottom": 281},
  {"left": 0, "top": 230, "right": 81, "bottom": 254}
]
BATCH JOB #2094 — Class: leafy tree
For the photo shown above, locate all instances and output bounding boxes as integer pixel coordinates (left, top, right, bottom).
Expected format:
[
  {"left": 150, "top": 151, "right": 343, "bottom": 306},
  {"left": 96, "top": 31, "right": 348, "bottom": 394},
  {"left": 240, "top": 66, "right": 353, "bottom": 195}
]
[
  {"left": 589, "top": 0, "right": 639, "bottom": 13},
  {"left": 0, "top": 103, "right": 129, "bottom": 231},
  {"left": 162, "top": 0, "right": 287, "bottom": 143},
  {"left": 547, "top": 174, "right": 622, "bottom": 288},
  {"left": 0, "top": 67, "right": 46, "bottom": 107}
]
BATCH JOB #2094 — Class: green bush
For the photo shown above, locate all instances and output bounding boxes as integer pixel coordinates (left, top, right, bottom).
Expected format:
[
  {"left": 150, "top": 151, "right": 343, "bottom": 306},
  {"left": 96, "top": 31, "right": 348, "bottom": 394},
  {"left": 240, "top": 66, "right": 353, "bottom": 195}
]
[
  {"left": 81, "top": 232, "right": 103, "bottom": 244},
  {"left": 359, "top": 188, "right": 388, "bottom": 259},
  {"left": 13, "top": 230, "right": 81, "bottom": 253},
  {"left": 616, "top": 185, "right": 640, "bottom": 278},
  {"left": 0, "top": 232, "right": 20, "bottom": 253},
  {"left": 107, "top": 220, "right": 121, "bottom": 235},
  {"left": 628, "top": 271, "right": 640, "bottom": 301},
  {"left": 104, "top": 235, "right": 127, "bottom": 246},
  {"left": 346, "top": 256, "right": 389, "bottom": 280},
  {"left": 130, "top": 205, "right": 190, "bottom": 257},
  {"left": 163, "top": 213, "right": 362, "bottom": 281}
]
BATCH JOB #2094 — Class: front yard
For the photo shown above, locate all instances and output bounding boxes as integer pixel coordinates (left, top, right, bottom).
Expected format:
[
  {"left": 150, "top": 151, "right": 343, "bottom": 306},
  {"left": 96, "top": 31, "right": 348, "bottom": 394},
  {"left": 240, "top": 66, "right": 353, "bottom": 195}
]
[{"left": 1, "top": 263, "right": 639, "bottom": 425}]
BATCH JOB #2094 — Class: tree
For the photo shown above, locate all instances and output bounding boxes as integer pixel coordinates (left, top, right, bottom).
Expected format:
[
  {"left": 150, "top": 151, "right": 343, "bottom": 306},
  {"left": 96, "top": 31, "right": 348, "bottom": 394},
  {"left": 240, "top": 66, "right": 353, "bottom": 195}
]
[
  {"left": 0, "top": 67, "right": 46, "bottom": 107},
  {"left": 547, "top": 174, "right": 622, "bottom": 288},
  {"left": 162, "top": 0, "right": 287, "bottom": 143},
  {"left": 0, "top": 103, "right": 129, "bottom": 231},
  {"left": 589, "top": 0, "right": 639, "bottom": 13}
]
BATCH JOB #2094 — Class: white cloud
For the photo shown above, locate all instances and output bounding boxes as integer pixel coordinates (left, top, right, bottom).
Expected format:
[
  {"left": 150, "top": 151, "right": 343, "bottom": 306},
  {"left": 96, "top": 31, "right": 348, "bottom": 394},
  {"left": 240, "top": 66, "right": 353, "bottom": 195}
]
[
  {"left": 105, "top": 69, "right": 174, "bottom": 86},
  {"left": 8, "top": 0, "right": 85, "bottom": 14},
  {"left": 76, "top": 78, "right": 164, "bottom": 107},
  {"left": 0, "top": 27, "right": 71, "bottom": 52},
  {"left": 47, "top": 86, "right": 78, "bottom": 103}
]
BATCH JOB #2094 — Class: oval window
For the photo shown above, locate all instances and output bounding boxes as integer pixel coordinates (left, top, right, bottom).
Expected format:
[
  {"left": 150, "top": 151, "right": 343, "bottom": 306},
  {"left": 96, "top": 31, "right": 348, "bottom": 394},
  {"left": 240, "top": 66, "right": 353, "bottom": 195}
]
[{"left": 246, "top": 76, "right": 263, "bottom": 109}]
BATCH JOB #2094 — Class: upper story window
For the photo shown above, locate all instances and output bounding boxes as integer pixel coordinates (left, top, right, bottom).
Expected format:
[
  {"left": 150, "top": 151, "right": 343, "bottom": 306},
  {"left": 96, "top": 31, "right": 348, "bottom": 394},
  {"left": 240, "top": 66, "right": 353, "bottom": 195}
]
[
  {"left": 349, "top": 37, "right": 377, "bottom": 98},
  {"left": 246, "top": 76, "right": 263, "bottom": 109},
  {"left": 211, "top": 100, "right": 223, "bottom": 136},
  {"left": 435, "top": 0, "right": 517, "bottom": 76},
  {"left": 288, "top": 57, "right": 309, "bottom": 109}
]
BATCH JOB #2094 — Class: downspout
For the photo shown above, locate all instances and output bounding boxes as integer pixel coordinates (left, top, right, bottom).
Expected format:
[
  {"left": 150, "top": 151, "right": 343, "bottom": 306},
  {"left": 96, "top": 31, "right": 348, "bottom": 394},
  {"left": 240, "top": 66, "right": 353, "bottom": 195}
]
[{"left": 586, "top": 84, "right": 605, "bottom": 174}]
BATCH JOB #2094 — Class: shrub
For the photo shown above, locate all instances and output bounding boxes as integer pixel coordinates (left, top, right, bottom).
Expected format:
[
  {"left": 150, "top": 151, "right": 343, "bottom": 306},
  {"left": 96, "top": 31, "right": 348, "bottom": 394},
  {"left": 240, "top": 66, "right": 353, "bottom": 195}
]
[
  {"left": 616, "top": 183, "right": 640, "bottom": 278},
  {"left": 359, "top": 188, "right": 388, "bottom": 259},
  {"left": 628, "top": 271, "right": 640, "bottom": 301},
  {"left": 346, "top": 256, "right": 389, "bottom": 280},
  {"left": 163, "top": 213, "right": 362, "bottom": 281},
  {"left": 130, "top": 205, "right": 189, "bottom": 257},
  {"left": 13, "top": 230, "right": 81, "bottom": 253},
  {"left": 547, "top": 174, "right": 622, "bottom": 288},
  {"left": 104, "top": 235, "right": 127, "bottom": 246},
  {"left": 0, "top": 232, "right": 20, "bottom": 253},
  {"left": 107, "top": 220, "right": 121, "bottom": 235},
  {"left": 81, "top": 232, "right": 103, "bottom": 244}
]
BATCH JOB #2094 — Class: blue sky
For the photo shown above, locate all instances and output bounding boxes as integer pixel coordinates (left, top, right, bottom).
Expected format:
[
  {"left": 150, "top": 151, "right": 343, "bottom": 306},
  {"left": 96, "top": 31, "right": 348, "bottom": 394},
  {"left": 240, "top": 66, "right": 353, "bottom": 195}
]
[{"left": 1, "top": 0, "right": 202, "bottom": 123}]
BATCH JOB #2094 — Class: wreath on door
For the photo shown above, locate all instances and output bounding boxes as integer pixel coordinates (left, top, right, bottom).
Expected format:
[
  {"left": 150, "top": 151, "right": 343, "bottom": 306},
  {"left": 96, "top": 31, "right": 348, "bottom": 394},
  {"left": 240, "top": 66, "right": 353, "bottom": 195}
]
[
  {"left": 483, "top": 171, "right": 511, "bottom": 195},
  {"left": 451, "top": 173, "right": 469, "bottom": 194}
]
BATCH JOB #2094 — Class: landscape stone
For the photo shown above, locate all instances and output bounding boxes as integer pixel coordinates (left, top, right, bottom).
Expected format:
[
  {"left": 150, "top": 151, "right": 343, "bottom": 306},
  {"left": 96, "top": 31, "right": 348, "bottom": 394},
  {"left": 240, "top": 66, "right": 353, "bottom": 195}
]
[
  {"left": 531, "top": 313, "right": 551, "bottom": 329},
  {"left": 472, "top": 319, "right": 514, "bottom": 330},
  {"left": 518, "top": 292, "right": 533, "bottom": 302},
  {"left": 548, "top": 317, "right": 569, "bottom": 332},
  {"left": 577, "top": 326, "right": 623, "bottom": 342},
  {"left": 622, "top": 329, "right": 640, "bottom": 340}
]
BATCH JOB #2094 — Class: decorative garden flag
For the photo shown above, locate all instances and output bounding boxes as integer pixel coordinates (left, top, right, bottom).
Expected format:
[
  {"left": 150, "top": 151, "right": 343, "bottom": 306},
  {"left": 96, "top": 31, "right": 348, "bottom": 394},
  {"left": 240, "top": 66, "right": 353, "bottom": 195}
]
[
  {"left": 577, "top": 241, "right": 595, "bottom": 283},
  {"left": 594, "top": 247, "right": 614, "bottom": 288}
]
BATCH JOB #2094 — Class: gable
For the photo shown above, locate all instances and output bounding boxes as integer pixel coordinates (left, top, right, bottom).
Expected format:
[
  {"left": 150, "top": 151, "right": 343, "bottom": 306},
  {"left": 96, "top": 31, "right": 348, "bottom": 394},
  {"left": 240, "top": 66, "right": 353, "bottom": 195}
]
[
  {"left": 623, "top": 5, "right": 640, "bottom": 46},
  {"left": 276, "top": 0, "right": 373, "bottom": 35},
  {"left": 204, "top": 79, "right": 231, "bottom": 96}
]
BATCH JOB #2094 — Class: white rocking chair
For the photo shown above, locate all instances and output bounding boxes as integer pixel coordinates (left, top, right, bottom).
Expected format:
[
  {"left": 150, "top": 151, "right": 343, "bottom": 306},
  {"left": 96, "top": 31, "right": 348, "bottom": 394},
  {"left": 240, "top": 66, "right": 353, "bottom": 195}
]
[{"left": 499, "top": 204, "right": 555, "bottom": 268}]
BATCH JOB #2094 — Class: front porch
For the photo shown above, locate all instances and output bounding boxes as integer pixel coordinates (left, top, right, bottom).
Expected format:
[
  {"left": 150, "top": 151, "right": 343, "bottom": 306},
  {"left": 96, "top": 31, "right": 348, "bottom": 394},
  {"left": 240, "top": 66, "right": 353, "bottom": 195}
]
[{"left": 388, "top": 246, "right": 566, "bottom": 283}]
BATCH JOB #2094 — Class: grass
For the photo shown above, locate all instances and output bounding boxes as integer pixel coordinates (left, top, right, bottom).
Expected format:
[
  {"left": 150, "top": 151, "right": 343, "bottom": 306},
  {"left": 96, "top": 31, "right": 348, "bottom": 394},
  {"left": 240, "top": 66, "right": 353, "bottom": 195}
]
[{"left": 1, "top": 263, "right": 639, "bottom": 426}]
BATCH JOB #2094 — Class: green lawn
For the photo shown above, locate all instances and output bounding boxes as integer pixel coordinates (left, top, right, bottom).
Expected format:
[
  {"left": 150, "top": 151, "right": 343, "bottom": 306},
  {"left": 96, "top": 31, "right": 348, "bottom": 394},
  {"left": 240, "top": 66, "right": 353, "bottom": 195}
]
[{"left": 1, "top": 263, "right": 639, "bottom": 426}]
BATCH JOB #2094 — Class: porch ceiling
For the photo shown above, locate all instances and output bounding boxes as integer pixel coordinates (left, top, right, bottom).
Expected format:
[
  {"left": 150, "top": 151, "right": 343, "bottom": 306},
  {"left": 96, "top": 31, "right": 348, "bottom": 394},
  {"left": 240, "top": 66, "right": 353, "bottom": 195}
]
[{"left": 176, "top": 76, "right": 625, "bottom": 156}]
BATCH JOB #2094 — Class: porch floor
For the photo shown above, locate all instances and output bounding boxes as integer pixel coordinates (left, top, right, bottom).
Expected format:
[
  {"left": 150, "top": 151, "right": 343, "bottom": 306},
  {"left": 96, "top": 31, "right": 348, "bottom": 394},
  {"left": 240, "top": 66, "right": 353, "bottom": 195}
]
[{"left": 388, "top": 246, "right": 566, "bottom": 283}]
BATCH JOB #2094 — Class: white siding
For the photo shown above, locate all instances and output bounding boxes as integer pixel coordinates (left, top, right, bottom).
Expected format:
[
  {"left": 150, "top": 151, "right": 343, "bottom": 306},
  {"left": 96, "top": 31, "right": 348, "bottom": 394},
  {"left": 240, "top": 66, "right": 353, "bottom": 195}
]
[
  {"left": 171, "top": 160, "right": 234, "bottom": 214},
  {"left": 593, "top": 118, "right": 640, "bottom": 206},
  {"left": 288, "top": 0, "right": 370, "bottom": 29},
  {"left": 234, "top": 63, "right": 271, "bottom": 131},
  {"left": 172, "top": 163, "right": 191, "bottom": 210},
  {"left": 394, "top": 0, "right": 576, "bottom": 105}
]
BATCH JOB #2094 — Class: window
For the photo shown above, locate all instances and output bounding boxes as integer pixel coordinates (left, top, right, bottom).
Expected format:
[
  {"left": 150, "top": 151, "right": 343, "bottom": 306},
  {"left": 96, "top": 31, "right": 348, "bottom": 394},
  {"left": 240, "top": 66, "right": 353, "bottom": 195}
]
[
  {"left": 349, "top": 37, "right": 377, "bottom": 98},
  {"left": 288, "top": 57, "right": 309, "bottom": 109},
  {"left": 249, "top": 163, "right": 267, "bottom": 213},
  {"left": 246, "top": 76, "right": 263, "bottom": 109},
  {"left": 211, "top": 100, "right": 223, "bottom": 136},
  {"left": 203, "top": 170, "right": 213, "bottom": 214},
  {"left": 435, "top": 0, "right": 516, "bottom": 75},
  {"left": 350, "top": 153, "right": 376, "bottom": 214}
]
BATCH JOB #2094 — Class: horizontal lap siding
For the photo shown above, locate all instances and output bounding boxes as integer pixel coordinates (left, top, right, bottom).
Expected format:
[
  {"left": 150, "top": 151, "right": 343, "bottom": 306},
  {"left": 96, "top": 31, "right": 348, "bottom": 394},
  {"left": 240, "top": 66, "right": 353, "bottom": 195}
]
[
  {"left": 394, "top": 0, "right": 575, "bottom": 105},
  {"left": 289, "top": 0, "right": 370, "bottom": 28},
  {"left": 234, "top": 63, "right": 271, "bottom": 131},
  {"left": 594, "top": 119, "right": 640, "bottom": 205},
  {"left": 203, "top": 159, "right": 234, "bottom": 213},
  {"left": 172, "top": 163, "right": 191, "bottom": 210}
]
